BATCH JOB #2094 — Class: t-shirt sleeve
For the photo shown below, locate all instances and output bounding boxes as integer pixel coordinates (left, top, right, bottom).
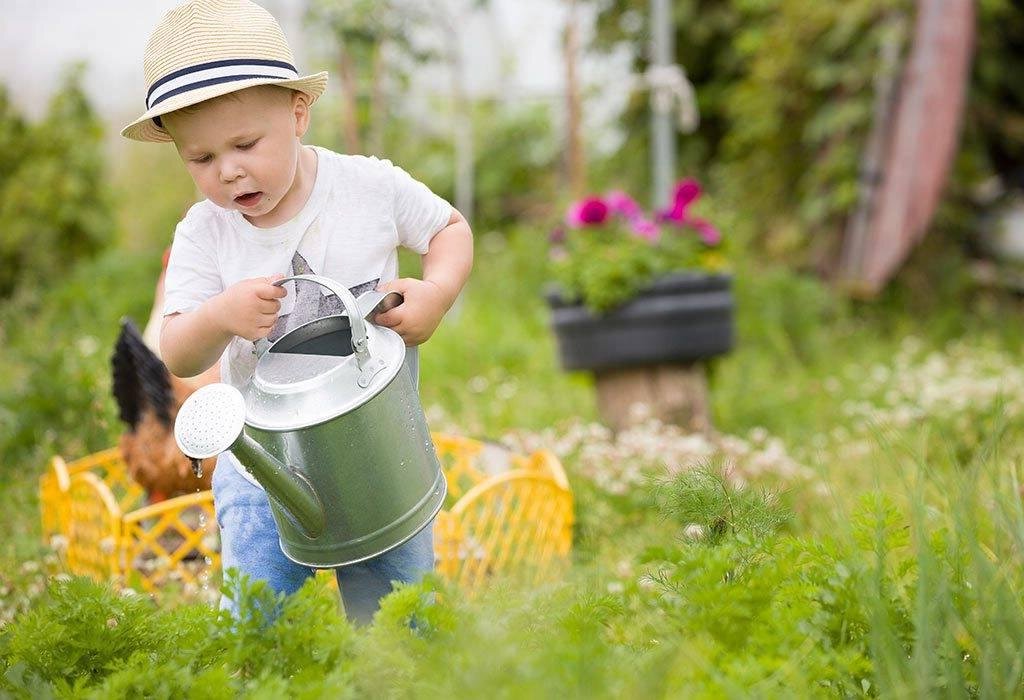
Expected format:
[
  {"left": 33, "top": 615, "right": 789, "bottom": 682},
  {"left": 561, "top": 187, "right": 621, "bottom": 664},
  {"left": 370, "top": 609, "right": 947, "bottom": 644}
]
[
  {"left": 390, "top": 163, "right": 453, "bottom": 255},
  {"left": 163, "top": 218, "right": 223, "bottom": 316}
]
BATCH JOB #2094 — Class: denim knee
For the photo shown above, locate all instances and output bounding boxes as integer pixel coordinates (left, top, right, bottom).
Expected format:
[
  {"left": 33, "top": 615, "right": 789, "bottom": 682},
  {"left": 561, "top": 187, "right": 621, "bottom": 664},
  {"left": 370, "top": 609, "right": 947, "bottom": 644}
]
[
  {"left": 213, "top": 455, "right": 315, "bottom": 611},
  {"left": 334, "top": 522, "right": 436, "bottom": 624}
]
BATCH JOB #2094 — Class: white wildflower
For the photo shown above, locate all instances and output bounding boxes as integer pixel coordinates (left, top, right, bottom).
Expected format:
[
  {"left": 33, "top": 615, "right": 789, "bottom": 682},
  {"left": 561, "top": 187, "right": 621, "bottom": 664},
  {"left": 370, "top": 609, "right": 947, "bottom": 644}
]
[
  {"left": 683, "top": 523, "right": 706, "bottom": 540},
  {"left": 496, "top": 381, "right": 518, "bottom": 400},
  {"left": 76, "top": 335, "right": 99, "bottom": 357}
]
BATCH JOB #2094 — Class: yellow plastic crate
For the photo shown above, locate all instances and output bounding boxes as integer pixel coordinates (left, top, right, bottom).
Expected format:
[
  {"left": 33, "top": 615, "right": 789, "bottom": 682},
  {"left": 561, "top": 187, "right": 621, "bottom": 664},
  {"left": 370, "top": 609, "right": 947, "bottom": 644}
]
[
  {"left": 40, "top": 447, "right": 218, "bottom": 594},
  {"left": 431, "top": 434, "right": 574, "bottom": 593},
  {"left": 40, "top": 434, "right": 573, "bottom": 596}
]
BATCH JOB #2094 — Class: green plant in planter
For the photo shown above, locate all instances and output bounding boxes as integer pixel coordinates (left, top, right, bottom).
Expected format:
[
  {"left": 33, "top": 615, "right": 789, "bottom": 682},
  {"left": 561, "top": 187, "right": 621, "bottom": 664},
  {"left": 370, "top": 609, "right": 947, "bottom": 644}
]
[{"left": 550, "top": 180, "right": 728, "bottom": 312}]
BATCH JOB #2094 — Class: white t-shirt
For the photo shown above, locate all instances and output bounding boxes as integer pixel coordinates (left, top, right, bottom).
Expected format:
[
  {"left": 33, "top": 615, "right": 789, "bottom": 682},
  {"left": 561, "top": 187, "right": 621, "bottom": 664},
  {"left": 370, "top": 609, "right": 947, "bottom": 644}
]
[
  {"left": 164, "top": 146, "right": 452, "bottom": 386},
  {"left": 163, "top": 146, "right": 452, "bottom": 484}
]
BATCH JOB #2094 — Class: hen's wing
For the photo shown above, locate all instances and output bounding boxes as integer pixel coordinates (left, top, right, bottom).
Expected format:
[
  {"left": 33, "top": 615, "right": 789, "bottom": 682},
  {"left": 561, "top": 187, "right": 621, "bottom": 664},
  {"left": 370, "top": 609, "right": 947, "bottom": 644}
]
[
  {"left": 111, "top": 318, "right": 173, "bottom": 430},
  {"left": 112, "top": 318, "right": 217, "bottom": 496}
]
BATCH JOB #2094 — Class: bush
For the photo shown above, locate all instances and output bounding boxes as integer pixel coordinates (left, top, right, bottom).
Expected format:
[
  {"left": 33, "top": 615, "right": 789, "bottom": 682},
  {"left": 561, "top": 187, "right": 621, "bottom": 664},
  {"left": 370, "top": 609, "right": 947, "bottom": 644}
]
[
  {"left": 0, "top": 246, "right": 161, "bottom": 480},
  {"left": 590, "top": 0, "right": 1021, "bottom": 274},
  {"left": 0, "top": 574, "right": 357, "bottom": 698},
  {"left": 0, "top": 65, "right": 115, "bottom": 297}
]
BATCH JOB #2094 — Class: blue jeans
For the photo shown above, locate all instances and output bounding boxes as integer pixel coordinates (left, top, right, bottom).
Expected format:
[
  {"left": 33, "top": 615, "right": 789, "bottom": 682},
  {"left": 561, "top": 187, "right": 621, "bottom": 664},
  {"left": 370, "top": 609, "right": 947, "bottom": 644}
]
[{"left": 212, "top": 453, "right": 436, "bottom": 625}]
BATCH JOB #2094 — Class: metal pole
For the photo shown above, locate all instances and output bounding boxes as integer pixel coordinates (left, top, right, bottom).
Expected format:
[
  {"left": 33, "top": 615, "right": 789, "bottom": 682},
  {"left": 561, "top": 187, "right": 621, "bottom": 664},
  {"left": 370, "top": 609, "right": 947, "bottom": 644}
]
[{"left": 650, "top": 0, "right": 675, "bottom": 209}]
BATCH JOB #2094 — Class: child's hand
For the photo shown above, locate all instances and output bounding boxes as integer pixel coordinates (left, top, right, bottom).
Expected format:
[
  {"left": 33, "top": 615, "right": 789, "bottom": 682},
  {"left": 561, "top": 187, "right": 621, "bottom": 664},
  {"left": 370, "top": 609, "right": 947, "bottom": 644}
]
[
  {"left": 208, "top": 275, "right": 287, "bottom": 340},
  {"left": 373, "top": 278, "right": 449, "bottom": 346}
]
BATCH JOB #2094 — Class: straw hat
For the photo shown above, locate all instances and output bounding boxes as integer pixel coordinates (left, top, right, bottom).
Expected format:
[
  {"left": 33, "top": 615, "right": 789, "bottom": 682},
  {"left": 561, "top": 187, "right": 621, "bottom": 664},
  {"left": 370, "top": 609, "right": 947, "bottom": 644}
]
[{"left": 121, "top": 0, "right": 328, "bottom": 143}]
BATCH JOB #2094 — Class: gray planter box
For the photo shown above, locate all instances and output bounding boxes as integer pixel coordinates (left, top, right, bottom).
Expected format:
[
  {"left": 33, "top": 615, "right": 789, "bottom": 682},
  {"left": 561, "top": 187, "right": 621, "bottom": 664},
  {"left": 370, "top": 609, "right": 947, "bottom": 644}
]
[{"left": 546, "top": 272, "right": 735, "bottom": 372}]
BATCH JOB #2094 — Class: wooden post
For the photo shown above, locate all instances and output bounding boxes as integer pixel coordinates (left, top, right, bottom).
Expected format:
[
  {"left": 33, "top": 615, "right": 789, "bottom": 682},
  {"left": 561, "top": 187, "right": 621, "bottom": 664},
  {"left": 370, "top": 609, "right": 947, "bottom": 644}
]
[
  {"left": 564, "top": 0, "right": 586, "bottom": 199},
  {"left": 338, "top": 46, "right": 361, "bottom": 154},
  {"left": 593, "top": 363, "right": 711, "bottom": 434}
]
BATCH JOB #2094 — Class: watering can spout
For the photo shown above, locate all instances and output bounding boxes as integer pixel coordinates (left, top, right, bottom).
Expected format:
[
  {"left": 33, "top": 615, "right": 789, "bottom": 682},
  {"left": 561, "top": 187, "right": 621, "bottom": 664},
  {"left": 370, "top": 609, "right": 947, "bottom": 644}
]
[
  {"left": 230, "top": 432, "right": 325, "bottom": 538},
  {"left": 174, "top": 384, "right": 326, "bottom": 539}
]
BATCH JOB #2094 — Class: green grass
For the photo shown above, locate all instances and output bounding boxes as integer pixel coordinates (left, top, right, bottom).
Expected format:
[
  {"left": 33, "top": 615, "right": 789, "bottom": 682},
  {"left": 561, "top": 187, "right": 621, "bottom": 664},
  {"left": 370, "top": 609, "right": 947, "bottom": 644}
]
[{"left": 417, "top": 229, "right": 597, "bottom": 435}]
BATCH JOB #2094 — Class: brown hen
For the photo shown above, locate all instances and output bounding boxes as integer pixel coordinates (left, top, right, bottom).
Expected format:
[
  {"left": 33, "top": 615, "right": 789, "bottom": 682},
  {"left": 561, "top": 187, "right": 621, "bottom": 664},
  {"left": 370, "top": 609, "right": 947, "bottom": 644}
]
[{"left": 111, "top": 319, "right": 217, "bottom": 500}]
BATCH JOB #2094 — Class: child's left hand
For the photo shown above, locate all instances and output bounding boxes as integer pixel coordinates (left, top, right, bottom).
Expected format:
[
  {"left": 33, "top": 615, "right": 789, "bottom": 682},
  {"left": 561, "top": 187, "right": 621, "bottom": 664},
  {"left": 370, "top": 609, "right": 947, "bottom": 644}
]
[{"left": 373, "top": 278, "right": 450, "bottom": 346}]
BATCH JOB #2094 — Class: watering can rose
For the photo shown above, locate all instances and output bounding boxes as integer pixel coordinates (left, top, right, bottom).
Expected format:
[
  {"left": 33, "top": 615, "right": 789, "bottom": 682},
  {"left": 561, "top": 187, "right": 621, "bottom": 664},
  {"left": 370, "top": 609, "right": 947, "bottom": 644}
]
[{"left": 549, "top": 179, "right": 726, "bottom": 311}]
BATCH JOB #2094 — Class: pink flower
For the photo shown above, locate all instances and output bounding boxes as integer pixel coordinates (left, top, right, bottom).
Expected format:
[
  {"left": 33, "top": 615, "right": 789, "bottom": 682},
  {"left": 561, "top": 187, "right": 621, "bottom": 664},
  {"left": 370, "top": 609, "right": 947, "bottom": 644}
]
[
  {"left": 566, "top": 197, "right": 610, "bottom": 227},
  {"left": 556, "top": 180, "right": 721, "bottom": 252},
  {"left": 605, "top": 190, "right": 643, "bottom": 220},
  {"left": 657, "top": 178, "right": 702, "bottom": 224},
  {"left": 631, "top": 218, "right": 660, "bottom": 241},
  {"left": 690, "top": 218, "right": 721, "bottom": 246}
]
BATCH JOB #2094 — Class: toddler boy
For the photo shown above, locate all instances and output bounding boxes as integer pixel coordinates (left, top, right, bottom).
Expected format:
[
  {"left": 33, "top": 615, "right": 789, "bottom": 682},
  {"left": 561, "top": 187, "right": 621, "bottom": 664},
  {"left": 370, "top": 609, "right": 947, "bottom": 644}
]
[{"left": 122, "top": 0, "right": 473, "bottom": 624}]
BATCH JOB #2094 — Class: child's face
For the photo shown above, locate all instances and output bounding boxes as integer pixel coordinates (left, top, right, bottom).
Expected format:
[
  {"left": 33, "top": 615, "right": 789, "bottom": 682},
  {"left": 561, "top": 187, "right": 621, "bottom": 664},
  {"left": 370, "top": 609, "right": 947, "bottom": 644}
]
[{"left": 164, "top": 86, "right": 310, "bottom": 226}]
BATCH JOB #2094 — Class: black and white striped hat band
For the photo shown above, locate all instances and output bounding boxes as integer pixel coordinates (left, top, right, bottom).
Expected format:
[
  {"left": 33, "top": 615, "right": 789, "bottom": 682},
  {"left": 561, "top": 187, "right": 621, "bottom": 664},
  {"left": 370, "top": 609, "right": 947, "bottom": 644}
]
[{"left": 146, "top": 58, "right": 298, "bottom": 110}]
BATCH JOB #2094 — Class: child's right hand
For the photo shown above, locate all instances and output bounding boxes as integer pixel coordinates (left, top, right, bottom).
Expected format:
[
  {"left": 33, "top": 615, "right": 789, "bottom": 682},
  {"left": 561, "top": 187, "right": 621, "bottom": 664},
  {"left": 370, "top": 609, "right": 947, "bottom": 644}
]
[{"left": 208, "top": 275, "right": 287, "bottom": 340}]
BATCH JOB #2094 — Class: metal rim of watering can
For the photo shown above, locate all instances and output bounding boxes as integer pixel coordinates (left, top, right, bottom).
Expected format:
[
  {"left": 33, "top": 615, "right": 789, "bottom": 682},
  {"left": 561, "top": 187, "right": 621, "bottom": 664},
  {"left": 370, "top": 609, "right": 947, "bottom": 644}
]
[
  {"left": 246, "top": 274, "right": 407, "bottom": 432},
  {"left": 273, "top": 274, "right": 372, "bottom": 369},
  {"left": 264, "top": 290, "right": 403, "bottom": 359}
]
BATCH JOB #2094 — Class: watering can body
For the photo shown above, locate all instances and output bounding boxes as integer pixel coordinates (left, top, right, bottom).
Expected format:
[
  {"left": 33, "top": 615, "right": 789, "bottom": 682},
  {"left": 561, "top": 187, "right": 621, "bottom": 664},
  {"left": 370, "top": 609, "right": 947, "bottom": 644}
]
[
  {"left": 175, "top": 274, "right": 446, "bottom": 568},
  {"left": 244, "top": 366, "right": 444, "bottom": 566}
]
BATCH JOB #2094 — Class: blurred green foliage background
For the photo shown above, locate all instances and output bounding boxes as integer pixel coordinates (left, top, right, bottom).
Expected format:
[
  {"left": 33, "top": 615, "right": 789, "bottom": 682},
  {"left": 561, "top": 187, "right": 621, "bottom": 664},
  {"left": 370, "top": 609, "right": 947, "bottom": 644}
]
[{"left": 4, "top": 2, "right": 1024, "bottom": 693}]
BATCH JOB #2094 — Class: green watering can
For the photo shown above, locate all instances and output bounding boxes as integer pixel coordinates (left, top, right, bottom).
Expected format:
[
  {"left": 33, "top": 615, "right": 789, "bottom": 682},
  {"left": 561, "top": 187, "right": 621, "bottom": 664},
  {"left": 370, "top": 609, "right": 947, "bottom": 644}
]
[{"left": 174, "top": 274, "right": 446, "bottom": 567}]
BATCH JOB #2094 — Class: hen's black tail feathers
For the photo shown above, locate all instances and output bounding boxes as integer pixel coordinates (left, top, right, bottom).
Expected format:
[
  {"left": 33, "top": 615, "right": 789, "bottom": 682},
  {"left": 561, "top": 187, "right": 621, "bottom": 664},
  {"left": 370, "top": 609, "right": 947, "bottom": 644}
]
[{"left": 111, "top": 318, "right": 173, "bottom": 430}]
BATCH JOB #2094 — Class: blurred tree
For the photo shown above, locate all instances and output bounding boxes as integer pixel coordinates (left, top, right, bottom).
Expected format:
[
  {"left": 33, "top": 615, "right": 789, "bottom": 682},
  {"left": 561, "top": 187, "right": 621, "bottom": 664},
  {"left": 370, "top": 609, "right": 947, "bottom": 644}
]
[
  {"left": 306, "top": 0, "right": 519, "bottom": 227},
  {"left": 433, "top": 0, "right": 499, "bottom": 222},
  {"left": 590, "top": 0, "right": 747, "bottom": 201},
  {"left": 0, "top": 88, "right": 29, "bottom": 185},
  {"left": 305, "top": 0, "right": 437, "bottom": 155},
  {"left": 306, "top": 0, "right": 483, "bottom": 217},
  {"left": 564, "top": 0, "right": 587, "bottom": 198},
  {"left": 360, "top": 97, "right": 561, "bottom": 232},
  {"left": 471, "top": 102, "right": 561, "bottom": 227},
  {"left": 0, "top": 64, "right": 114, "bottom": 298},
  {"left": 589, "top": 0, "right": 911, "bottom": 269},
  {"left": 921, "top": 0, "right": 1024, "bottom": 269},
  {"left": 970, "top": 0, "right": 1024, "bottom": 187}
]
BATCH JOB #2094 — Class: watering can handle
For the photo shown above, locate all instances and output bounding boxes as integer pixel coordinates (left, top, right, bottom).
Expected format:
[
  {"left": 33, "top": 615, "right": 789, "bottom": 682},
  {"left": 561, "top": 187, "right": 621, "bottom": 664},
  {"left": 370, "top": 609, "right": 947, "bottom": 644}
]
[{"left": 273, "top": 274, "right": 372, "bottom": 368}]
